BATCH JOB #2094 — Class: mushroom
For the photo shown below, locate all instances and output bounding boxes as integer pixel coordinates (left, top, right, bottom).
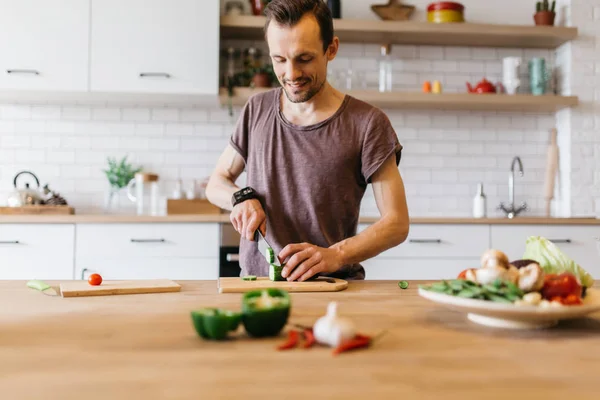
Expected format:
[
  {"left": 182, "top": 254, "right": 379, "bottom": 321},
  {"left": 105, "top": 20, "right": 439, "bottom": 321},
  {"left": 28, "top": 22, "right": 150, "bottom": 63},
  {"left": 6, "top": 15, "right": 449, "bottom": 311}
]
[
  {"left": 473, "top": 267, "right": 510, "bottom": 285},
  {"left": 517, "top": 262, "right": 545, "bottom": 292},
  {"left": 480, "top": 249, "right": 510, "bottom": 269}
]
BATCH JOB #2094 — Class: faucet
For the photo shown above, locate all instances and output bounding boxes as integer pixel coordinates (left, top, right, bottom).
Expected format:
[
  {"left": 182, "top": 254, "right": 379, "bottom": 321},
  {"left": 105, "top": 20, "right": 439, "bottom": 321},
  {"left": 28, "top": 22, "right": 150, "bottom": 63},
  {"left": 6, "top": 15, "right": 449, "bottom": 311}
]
[{"left": 498, "top": 156, "right": 527, "bottom": 218}]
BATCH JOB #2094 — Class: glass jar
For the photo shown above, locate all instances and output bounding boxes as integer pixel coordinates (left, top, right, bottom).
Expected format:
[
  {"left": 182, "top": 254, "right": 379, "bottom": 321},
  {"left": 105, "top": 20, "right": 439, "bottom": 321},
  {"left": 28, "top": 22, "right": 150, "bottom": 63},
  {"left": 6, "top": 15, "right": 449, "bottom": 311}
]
[
  {"left": 378, "top": 44, "right": 393, "bottom": 92},
  {"left": 127, "top": 173, "right": 160, "bottom": 216}
]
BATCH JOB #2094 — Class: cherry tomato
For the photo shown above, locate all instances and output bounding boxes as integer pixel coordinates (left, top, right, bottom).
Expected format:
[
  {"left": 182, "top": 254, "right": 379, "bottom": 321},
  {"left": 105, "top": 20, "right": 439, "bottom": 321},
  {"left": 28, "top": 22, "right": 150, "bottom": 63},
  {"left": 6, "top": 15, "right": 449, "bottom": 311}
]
[
  {"left": 457, "top": 269, "right": 469, "bottom": 279},
  {"left": 541, "top": 273, "right": 581, "bottom": 300},
  {"left": 88, "top": 273, "right": 103, "bottom": 286}
]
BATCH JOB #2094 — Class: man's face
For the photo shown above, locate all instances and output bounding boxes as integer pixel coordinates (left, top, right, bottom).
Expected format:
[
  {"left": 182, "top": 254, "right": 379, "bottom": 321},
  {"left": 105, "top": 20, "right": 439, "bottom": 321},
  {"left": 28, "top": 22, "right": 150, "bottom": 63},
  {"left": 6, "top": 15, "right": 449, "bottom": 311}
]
[{"left": 266, "top": 14, "right": 337, "bottom": 103}]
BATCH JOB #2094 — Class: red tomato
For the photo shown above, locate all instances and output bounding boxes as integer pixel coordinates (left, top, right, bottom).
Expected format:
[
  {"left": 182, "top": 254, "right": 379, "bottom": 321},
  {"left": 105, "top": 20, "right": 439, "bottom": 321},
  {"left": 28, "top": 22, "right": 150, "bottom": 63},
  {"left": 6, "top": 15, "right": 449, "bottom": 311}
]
[
  {"left": 457, "top": 269, "right": 469, "bottom": 279},
  {"left": 88, "top": 273, "right": 103, "bottom": 286},
  {"left": 541, "top": 273, "right": 581, "bottom": 300}
]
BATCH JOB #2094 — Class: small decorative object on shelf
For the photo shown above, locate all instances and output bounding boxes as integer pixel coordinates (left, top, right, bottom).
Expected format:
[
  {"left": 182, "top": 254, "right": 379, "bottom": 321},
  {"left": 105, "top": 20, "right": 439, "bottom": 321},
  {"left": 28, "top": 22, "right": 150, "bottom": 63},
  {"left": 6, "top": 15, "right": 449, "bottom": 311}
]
[
  {"left": 529, "top": 57, "right": 548, "bottom": 95},
  {"left": 248, "top": 0, "right": 267, "bottom": 16},
  {"left": 432, "top": 80, "right": 442, "bottom": 93},
  {"left": 422, "top": 81, "right": 432, "bottom": 93},
  {"left": 534, "top": 0, "right": 556, "bottom": 26},
  {"left": 502, "top": 56, "right": 522, "bottom": 95},
  {"left": 427, "top": 1, "right": 465, "bottom": 23},
  {"left": 225, "top": 1, "right": 245, "bottom": 16},
  {"left": 42, "top": 184, "right": 68, "bottom": 206},
  {"left": 466, "top": 78, "right": 501, "bottom": 94},
  {"left": 327, "top": 0, "right": 341, "bottom": 18},
  {"left": 371, "top": 0, "right": 415, "bottom": 21}
]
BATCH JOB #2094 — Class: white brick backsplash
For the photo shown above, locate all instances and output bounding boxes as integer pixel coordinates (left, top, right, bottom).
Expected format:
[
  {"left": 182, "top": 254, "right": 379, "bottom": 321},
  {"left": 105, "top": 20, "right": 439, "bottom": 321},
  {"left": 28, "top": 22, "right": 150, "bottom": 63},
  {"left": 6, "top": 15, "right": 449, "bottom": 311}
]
[
  {"left": 431, "top": 142, "right": 458, "bottom": 154},
  {"left": 459, "top": 143, "right": 484, "bottom": 155},
  {"left": 458, "top": 61, "right": 486, "bottom": 74},
  {"left": 179, "top": 167, "right": 213, "bottom": 180},
  {"left": 431, "top": 115, "right": 458, "bottom": 129},
  {"left": 1, "top": 135, "right": 31, "bottom": 148},
  {"left": 432, "top": 170, "right": 458, "bottom": 182},
  {"left": 122, "top": 108, "right": 150, "bottom": 121},
  {"left": 180, "top": 109, "right": 208, "bottom": 123},
  {"left": 403, "top": 141, "right": 430, "bottom": 154},
  {"left": 458, "top": 115, "right": 484, "bottom": 128},
  {"left": 91, "top": 137, "right": 120, "bottom": 150},
  {"left": 148, "top": 138, "right": 180, "bottom": 151},
  {"left": 44, "top": 121, "right": 76, "bottom": 134},
  {"left": 165, "top": 123, "right": 194, "bottom": 136},
  {"left": 15, "top": 150, "right": 45, "bottom": 163},
  {"left": 61, "top": 107, "right": 91, "bottom": 120},
  {"left": 120, "top": 137, "right": 150, "bottom": 150},
  {"left": 47, "top": 151, "right": 76, "bottom": 164},
  {"left": 444, "top": 47, "right": 471, "bottom": 60},
  {"left": 1, "top": 105, "right": 30, "bottom": 119},
  {"left": 135, "top": 123, "right": 164, "bottom": 137},
  {"left": 31, "top": 106, "right": 61, "bottom": 120},
  {"left": 398, "top": 60, "right": 432, "bottom": 73},
  {"left": 418, "top": 46, "right": 444, "bottom": 60},
  {"left": 30, "top": 136, "right": 61, "bottom": 149},
  {"left": 471, "top": 48, "right": 498, "bottom": 60},
  {"left": 60, "top": 166, "right": 92, "bottom": 179},
  {"left": 62, "top": 136, "right": 92, "bottom": 149},
  {"left": 92, "top": 108, "right": 121, "bottom": 121},
  {"left": 404, "top": 169, "right": 431, "bottom": 182},
  {"left": 152, "top": 108, "right": 179, "bottom": 122},
  {"left": 75, "top": 151, "right": 106, "bottom": 165}
]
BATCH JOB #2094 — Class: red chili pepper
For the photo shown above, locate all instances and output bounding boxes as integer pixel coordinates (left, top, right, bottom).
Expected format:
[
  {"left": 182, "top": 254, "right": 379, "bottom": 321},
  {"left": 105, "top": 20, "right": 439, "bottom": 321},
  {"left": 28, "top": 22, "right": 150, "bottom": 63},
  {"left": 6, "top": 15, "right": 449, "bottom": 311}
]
[
  {"left": 332, "top": 334, "right": 372, "bottom": 355},
  {"left": 303, "top": 329, "right": 315, "bottom": 348},
  {"left": 277, "top": 330, "right": 299, "bottom": 350}
]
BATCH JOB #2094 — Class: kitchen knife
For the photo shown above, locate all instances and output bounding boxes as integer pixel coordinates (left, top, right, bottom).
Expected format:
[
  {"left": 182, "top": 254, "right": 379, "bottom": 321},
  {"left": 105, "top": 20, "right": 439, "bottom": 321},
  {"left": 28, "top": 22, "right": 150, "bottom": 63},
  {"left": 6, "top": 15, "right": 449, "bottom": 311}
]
[
  {"left": 255, "top": 229, "right": 281, "bottom": 266},
  {"left": 26, "top": 280, "right": 58, "bottom": 296}
]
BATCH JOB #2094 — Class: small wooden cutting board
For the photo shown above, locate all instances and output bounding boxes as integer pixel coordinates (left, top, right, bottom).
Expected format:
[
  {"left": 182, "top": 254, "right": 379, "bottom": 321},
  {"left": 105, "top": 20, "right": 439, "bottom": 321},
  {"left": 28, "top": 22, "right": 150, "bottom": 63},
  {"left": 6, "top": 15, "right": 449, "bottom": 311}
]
[
  {"left": 218, "top": 277, "right": 348, "bottom": 293},
  {"left": 59, "top": 279, "right": 181, "bottom": 298}
]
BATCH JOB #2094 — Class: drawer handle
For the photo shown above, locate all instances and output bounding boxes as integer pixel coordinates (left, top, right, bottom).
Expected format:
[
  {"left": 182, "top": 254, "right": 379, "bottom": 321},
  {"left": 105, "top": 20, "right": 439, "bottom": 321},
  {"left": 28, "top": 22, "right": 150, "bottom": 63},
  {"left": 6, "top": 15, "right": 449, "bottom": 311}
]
[
  {"left": 226, "top": 254, "right": 240, "bottom": 262},
  {"left": 139, "top": 72, "right": 171, "bottom": 78},
  {"left": 549, "top": 239, "right": 572, "bottom": 243},
  {"left": 0, "top": 240, "right": 20, "bottom": 244},
  {"left": 7, "top": 69, "right": 40, "bottom": 75},
  {"left": 130, "top": 238, "right": 166, "bottom": 243},
  {"left": 409, "top": 239, "right": 442, "bottom": 244}
]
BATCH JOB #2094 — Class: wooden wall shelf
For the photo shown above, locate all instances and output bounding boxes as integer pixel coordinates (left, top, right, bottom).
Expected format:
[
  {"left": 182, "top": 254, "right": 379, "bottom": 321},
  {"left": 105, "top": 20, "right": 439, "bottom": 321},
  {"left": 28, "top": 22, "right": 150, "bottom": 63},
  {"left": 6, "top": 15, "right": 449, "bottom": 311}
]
[
  {"left": 220, "top": 16, "right": 577, "bottom": 49},
  {"left": 219, "top": 87, "right": 578, "bottom": 113}
]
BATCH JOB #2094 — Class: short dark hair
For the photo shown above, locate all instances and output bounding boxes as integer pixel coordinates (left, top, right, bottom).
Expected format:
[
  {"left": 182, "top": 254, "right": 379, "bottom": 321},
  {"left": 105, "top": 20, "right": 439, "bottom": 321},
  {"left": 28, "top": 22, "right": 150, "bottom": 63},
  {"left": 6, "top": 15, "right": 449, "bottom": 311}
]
[{"left": 264, "top": 0, "right": 334, "bottom": 53}]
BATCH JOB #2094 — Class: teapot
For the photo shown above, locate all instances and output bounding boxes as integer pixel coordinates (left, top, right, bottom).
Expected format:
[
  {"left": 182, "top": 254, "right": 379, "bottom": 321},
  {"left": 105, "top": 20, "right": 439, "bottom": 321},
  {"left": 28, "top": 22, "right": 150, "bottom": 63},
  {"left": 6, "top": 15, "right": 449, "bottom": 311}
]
[
  {"left": 466, "top": 78, "right": 502, "bottom": 94},
  {"left": 6, "top": 171, "right": 44, "bottom": 207}
]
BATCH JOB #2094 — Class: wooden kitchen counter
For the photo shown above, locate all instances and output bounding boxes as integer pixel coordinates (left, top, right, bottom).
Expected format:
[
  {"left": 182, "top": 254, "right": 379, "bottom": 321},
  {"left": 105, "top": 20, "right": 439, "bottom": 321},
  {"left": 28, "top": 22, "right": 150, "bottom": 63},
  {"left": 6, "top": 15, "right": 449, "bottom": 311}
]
[
  {"left": 2, "top": 213, "right": 600, "bottom": 225},
  {"left": 1, "top": 280, "right": 599, "bottom": 399}
]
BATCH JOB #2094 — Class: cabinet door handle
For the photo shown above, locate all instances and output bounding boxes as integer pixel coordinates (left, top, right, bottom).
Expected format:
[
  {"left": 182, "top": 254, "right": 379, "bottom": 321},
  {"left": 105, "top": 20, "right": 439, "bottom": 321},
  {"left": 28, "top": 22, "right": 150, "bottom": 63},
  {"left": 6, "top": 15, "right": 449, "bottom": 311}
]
[
  {"left": 130, "top": 238, "right": 166, "bottom": 243},
  {"left": 139, "top": 72, "right": 171, "bottom": 78},
  {"left": 7, "top": 69, "right": 40, "bottom": 75},
  {"left": 226, "top": 254, "right": 240, "bottom": 262},
  {"left": 409, "top": 239, "right": 442, "bottom": 244},
  {"left": 0, "top": 240, "right": 20, "bottom": 244},
  {"left": 549, "top": 239, "right": 572, "bottom": 243}
]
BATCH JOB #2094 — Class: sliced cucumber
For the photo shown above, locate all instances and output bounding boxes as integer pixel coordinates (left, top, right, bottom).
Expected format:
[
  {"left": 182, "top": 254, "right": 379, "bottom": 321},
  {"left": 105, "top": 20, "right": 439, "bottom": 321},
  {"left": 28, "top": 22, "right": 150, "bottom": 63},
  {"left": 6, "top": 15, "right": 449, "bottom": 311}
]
[
  {"left": 242, "top": 275, "right": 257, "bottom": 281},
  {"left": 265, "top": 247, "right": 275, "bottom": 263},
  {"left": 269, "top": 264, "right": 285, "bottom": 281}
]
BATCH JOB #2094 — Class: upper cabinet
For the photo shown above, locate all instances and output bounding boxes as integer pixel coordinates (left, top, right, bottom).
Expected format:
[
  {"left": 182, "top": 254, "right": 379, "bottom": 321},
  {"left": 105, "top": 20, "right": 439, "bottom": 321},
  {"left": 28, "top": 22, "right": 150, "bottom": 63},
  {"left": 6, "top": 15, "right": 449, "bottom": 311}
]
[
  {"left": 0, "top": 0, "right": 90, "bottom": 91},
  {"left": 90, "top": 0, "right": 219, "bottom": 95}
]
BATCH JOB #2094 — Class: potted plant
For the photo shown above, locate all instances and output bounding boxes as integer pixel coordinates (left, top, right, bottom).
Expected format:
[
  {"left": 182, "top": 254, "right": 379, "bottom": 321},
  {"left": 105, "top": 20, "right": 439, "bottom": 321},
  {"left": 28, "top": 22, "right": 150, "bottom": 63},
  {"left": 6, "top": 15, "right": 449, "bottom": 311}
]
[
  {"left": 534, "top": 0, "right": 556, "bottom": 26},
  {"left": 103, "top": 156, "right": 142, "bottom": 212},
  {"left": 250, "top": 63, "right": 276, "bottom": 88}
]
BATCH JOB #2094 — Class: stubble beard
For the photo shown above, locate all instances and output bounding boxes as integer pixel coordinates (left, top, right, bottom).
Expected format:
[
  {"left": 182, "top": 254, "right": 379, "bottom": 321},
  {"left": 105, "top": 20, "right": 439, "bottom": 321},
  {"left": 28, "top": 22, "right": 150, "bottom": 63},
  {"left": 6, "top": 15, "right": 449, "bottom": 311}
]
[{"left": 282, "top": 78, "right": 326, "bottom": 103}]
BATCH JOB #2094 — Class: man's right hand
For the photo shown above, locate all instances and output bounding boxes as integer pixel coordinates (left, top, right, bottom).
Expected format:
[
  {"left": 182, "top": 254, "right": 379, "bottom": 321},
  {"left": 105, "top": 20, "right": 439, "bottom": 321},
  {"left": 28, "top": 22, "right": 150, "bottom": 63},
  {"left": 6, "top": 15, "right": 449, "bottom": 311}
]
[{"left": 230, "top": 199, "right": 267, "bottom": 241}]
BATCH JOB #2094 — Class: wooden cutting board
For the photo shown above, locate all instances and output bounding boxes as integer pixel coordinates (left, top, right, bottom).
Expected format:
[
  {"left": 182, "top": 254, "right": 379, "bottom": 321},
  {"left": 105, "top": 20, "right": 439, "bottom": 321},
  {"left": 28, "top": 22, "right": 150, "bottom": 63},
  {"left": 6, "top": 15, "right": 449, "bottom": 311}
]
[
  {"left": 59, "top": 279, "right": 181, "bottom": 298},
  {"left": 218, "top": 277, "right": 348, "bottom": 293}
]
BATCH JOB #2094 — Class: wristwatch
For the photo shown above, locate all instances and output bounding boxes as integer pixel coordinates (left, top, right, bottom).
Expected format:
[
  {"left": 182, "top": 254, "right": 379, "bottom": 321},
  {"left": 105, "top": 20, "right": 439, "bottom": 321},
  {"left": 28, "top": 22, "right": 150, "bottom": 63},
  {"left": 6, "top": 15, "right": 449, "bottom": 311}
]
[{"left": 231, "top": 186, "right": 258, "bottom": 207}]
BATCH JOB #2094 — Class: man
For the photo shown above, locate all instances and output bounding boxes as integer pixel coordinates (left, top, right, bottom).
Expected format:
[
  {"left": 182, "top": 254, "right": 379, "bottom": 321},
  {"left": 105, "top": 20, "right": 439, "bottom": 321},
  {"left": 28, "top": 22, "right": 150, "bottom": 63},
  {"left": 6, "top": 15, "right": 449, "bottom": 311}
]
[{"left": 206, "top": 0, "right": 409, "bottom": 281}]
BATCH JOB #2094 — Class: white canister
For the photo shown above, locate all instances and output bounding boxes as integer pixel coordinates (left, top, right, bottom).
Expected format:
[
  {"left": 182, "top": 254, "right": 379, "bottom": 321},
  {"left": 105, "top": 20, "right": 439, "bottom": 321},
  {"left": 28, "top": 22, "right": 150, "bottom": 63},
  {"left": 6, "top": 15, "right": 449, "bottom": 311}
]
[{"left": 502, "top": 57, "right": 521, "bottom": 94}]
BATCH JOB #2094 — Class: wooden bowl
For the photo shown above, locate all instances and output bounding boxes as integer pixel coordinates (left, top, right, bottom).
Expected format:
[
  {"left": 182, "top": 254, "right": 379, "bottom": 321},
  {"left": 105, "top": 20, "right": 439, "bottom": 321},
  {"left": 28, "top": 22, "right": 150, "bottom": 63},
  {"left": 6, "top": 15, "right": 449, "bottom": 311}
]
[{"left": 371, "top": 0, "right": 416, "bottom": 21}]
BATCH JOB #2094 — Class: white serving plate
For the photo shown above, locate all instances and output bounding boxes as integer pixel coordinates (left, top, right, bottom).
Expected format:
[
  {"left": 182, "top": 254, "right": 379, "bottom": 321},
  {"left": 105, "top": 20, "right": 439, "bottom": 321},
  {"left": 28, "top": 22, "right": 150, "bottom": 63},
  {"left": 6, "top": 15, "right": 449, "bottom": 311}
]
[{"left": 418, "top": 287, "right": 600, "bottom": 329}]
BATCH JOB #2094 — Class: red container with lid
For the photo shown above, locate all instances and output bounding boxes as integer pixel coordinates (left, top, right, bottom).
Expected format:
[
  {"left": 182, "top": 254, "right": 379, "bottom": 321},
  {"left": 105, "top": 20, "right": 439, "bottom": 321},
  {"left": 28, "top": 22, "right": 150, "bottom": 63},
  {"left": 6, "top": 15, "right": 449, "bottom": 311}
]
[
  {"left": 427, "top": 2, "right": 465, "bottom": 12},
  {"left": 427, "top": 2, "right": 465, "bottom": 23}
]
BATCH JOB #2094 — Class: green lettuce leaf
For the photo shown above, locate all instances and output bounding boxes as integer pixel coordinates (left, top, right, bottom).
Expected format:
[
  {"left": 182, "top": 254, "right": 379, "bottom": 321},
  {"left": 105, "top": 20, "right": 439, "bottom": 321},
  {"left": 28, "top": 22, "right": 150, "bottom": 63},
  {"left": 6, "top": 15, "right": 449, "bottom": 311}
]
[{"left": 523, "top": 236, "right": 594, "bottom": 288}]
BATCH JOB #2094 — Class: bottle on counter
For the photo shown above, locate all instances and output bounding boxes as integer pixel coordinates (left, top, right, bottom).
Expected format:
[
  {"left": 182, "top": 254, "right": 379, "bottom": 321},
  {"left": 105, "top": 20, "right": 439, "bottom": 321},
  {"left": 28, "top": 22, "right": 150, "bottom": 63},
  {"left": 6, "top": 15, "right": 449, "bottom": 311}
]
[{"left": 473, "top": 182, "right": 486, "bottom": 218}]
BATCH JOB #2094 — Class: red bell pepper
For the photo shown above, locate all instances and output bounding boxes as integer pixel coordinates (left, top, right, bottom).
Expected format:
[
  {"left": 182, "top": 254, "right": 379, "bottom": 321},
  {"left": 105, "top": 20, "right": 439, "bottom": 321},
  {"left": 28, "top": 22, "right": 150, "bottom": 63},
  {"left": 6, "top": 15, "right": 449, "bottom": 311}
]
[{"left": 541, "top": 273, "right": 582, "bottom": 301}]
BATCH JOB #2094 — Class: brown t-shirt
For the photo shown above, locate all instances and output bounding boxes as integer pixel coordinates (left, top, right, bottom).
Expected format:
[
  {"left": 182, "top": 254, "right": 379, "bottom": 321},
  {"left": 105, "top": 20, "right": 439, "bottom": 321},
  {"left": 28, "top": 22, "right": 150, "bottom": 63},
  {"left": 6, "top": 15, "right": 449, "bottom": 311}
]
[{"left": 230, "top": 87, "right": 402, "bottom": 280}]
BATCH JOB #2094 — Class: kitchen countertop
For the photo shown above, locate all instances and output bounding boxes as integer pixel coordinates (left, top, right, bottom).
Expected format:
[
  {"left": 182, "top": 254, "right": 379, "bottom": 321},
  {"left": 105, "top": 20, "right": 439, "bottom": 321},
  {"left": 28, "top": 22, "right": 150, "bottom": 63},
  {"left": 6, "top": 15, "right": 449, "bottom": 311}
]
[
  {"left": 1, "top": 213, "right": 600, "bottom": 225},
  {"left": 1, "top": 280, "right": 599, "bottom": 399}
]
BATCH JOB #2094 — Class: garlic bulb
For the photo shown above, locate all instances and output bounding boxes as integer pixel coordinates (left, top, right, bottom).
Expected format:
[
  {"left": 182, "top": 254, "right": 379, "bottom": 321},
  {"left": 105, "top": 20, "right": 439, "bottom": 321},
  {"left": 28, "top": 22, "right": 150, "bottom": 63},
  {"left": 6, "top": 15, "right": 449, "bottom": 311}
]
[{"left": 313, "top": 302, "right": 356, "bottom": 348}]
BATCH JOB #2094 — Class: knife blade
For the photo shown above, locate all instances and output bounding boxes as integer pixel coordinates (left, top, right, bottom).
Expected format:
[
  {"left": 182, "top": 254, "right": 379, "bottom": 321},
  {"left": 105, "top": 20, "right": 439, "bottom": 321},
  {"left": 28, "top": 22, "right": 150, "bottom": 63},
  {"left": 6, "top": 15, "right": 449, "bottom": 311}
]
[{"left": 255, "top": 229, "right": 281, "bottom": 266}]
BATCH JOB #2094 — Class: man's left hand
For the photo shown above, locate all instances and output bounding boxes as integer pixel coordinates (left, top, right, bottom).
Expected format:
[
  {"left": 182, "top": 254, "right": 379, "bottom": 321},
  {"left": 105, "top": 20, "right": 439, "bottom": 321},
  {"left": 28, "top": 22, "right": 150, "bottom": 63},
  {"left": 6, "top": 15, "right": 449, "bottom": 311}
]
[{"left": 278, "top": 243, "right": 343, "bottom": 281}]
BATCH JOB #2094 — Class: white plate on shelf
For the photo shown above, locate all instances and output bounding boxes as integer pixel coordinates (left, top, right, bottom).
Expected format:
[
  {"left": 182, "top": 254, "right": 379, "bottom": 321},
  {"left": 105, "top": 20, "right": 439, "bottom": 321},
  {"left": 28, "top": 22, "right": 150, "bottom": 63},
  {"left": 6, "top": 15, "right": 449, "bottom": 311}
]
[{"left": 418, "top": 287, "right": 600, "bottom": 329}]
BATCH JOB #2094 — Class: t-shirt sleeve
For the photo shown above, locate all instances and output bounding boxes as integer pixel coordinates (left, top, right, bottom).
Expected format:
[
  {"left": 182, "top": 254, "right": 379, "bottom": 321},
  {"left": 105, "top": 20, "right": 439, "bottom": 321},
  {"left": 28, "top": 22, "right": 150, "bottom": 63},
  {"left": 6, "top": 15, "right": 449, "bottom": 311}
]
[
  {"left": 361, "top": 108, "right": 402, "bottom": 183},
  {"left": 229, "top": 100, "right": 253, "bottom": 162}
]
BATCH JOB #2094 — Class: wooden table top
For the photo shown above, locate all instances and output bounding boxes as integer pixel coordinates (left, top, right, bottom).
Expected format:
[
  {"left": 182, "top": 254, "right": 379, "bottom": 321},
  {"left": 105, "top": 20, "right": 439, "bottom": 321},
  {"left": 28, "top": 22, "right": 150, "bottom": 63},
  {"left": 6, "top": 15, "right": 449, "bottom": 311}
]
[{"left": 1, "top": 280, "right": 599, "bottom": 399}]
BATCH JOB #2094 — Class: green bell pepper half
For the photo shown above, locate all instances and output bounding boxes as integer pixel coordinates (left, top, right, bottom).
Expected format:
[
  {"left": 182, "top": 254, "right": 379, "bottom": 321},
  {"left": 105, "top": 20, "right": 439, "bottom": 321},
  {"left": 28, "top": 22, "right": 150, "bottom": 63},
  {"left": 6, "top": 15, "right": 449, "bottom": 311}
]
[
  {"left": 191, "top": 308, "right": 242, "bottom": 340},
  {"left": 242, "top": 288, "right": 291, "bottom": 338}
]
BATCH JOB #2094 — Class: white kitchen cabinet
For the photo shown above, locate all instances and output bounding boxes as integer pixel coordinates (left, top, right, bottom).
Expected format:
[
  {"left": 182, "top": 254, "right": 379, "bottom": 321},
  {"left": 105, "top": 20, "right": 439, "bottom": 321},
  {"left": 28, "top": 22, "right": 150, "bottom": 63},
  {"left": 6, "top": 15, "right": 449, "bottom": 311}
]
[
  {"left": 90, "top": 0, "right": 219, "bottom": 95},
  {"left": 0, "top": 0, "right": 89, "bottom": 91},
  {"left": 75, "top": 223, "right": 220, "bottom": 280},
  {"left": 491, "top": 225, "right": 600, "bottom": 277},
  {"left": 0, "top": 224, "right": 75, "bottom": 280},
  {"left": 357, "top": 224, "right": 490, "bottom": 280},
  {"left": 362, "top": 258, "right": 479, "bottom": 280}
]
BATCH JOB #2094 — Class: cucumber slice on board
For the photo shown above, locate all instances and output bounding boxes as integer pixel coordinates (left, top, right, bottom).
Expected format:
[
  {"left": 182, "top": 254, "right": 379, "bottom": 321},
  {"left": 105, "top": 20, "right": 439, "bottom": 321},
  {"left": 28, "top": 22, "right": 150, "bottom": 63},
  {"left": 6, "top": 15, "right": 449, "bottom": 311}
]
[
  {"left": 269, "top": 264, "right": 285, "bottom": 281},
  {"left": 242, "top": 276, "right": 257, "bottom": 281},
  {"left": 265, "top": 247, "right": 275, "bottom": 263}
]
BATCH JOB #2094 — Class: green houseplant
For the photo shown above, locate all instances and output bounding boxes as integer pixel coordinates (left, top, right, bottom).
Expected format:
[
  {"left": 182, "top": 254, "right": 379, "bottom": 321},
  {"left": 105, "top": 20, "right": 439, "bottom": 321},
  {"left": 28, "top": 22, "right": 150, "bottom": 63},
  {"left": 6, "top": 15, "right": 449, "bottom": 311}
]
[
  {"left": 534, "top": 0, "right": 556, "bottom": 26},
  {"left": 103, "top": 156, "right": 142, "bottom": 212}
]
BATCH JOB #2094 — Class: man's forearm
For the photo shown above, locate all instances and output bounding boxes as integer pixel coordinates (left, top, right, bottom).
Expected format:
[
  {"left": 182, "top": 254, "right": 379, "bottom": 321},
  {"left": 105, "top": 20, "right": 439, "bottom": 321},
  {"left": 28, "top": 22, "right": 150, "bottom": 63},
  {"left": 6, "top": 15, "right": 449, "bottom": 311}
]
[
  {"left": 331, "top": 214, "right": 409, "bottom": 266},
  {"left": 205, "top": 175, "right": 240, "bottom": 211}
]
